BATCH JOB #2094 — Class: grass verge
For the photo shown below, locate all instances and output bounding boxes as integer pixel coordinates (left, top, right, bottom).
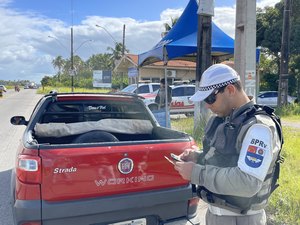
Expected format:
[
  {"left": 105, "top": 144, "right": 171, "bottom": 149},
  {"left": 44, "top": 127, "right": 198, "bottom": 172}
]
[
  {"left": 266, "top": 126, "right": 300, "bottom": 225},
  {"left": 37, "top": 86, "right": 111, "bottom": 94},
  {"left": 171, "top": 117, "right": 300, "bottom": 225}
]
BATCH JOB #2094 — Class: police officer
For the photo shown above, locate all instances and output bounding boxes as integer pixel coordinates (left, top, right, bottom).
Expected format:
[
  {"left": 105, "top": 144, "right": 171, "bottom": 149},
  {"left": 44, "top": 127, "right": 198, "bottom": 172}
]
[
  {"left": 174, "top": 64, "right": 282, "bottom": 225},
  {"left": 155, "top": 78, "right": 172, "bottom": 110}
]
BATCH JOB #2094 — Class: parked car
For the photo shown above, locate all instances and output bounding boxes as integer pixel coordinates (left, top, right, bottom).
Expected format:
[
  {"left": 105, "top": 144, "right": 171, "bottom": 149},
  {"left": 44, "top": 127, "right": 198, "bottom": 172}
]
[
  {"left": 0, "top": 84, "right": 7, "bottom": 91},
  {"left": 257, "top": 91, "right": 296, "bottom": 107},
  {"left": 143, "top": 84, "right": 195, "bottom": 115},
  {"left": 10, "top": 92, "right": 200, "bottom": 225},
  {"left": 120, "top": 83, "right": 160, "bottom": 95}
]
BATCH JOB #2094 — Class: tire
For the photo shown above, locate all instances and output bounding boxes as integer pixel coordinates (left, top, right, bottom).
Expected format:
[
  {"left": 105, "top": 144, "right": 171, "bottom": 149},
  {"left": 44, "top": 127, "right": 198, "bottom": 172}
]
[
  {"left": 185, "top": 112, "right": 194, "bottom": 117},
  {"left": 72, "top": 130, "right": 119, "bottom": 143}
]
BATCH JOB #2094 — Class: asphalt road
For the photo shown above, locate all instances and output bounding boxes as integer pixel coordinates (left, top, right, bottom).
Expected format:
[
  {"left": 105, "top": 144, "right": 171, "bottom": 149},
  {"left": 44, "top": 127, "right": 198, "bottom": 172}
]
[
  {"left": 0, "top": 89, "right": 207, "bottom": 225},
  {"left": 0, "top": 89, "right": 43, "bottom": 225}
]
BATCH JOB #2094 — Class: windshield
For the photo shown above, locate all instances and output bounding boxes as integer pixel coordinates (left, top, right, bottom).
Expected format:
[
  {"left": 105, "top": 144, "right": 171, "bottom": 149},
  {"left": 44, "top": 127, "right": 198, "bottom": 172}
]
[{"left": 121, "top": 84, "right": 137, "bottom": 93}]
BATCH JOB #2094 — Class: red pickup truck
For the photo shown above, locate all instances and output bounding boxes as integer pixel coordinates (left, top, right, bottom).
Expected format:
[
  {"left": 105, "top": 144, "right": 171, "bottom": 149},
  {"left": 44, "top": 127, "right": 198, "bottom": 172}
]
[{"left": 10, "top": 92, "right": 200, "bottom": 225}]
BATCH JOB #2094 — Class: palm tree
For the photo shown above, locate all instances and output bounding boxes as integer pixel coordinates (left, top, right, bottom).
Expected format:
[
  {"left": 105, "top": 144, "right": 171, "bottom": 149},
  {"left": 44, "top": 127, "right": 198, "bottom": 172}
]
[
  {"left": 107, "top": 42, "right": 129, "bottom": 62},
  {"left": 87, "top": 53, "right": 114, "bottom": 70},
  {"left": 72, "top": 55, "right": 86, "bottom": 74},
  {"left": 52, "top": 56, "right": 65, "bottom": 81},
  {"left": 162, "top": 17, "right": 179, "bottom": 37}
]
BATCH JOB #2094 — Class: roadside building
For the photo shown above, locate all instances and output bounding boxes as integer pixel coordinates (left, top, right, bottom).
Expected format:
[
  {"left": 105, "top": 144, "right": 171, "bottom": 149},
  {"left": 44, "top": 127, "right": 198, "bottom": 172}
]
[{"left": 114, "top": 54, "right": 196, "bottom": 85}]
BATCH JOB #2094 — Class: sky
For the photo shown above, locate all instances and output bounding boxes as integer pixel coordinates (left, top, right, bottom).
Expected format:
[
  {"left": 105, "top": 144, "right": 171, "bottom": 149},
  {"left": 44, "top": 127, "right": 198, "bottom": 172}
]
[{"left": 0, "top": 0, "right": 281, "bottom": 83}]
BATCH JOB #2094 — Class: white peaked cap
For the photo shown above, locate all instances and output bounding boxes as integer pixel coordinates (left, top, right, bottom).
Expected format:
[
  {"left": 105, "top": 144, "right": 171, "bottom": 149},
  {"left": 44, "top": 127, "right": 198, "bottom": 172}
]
[{"left": 190, "top": 64, "right": 240, "bottom": 102}]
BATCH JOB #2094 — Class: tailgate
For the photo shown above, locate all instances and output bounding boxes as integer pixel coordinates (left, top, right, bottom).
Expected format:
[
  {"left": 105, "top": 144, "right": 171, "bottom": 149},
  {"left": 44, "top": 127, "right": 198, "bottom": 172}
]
[{"left": 40, "top": 142, "right": 191, "bottom": 201}]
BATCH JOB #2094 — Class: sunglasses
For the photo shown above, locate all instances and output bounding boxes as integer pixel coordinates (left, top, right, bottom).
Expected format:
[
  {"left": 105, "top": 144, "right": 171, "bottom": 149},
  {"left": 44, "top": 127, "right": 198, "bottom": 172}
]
[{"left": 204, "top": 86, "right": 227, "bottom": 105}]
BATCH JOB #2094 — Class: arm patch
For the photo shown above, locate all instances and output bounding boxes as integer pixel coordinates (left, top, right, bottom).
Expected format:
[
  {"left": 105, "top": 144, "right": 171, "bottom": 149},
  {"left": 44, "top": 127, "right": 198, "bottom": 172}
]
[{"left": 238, "top": 124, "right": 273, "bottom": 181}]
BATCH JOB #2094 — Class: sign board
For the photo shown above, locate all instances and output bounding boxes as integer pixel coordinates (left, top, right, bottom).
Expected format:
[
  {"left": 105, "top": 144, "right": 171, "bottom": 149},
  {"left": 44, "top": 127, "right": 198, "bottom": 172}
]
[
  {"left": 128, "top": 67, "right": 138, "bottom": 78},
  {"left": 93, "top": 70, "right": 112, "bottom": 88},
  {"left": 198, "top": 0, "right": 214, "bottom": 16},
  {"left": 69, "top": 69, "right": 75, "bottom": 76},
  {"left": 244, "top": 70, "right": 256, "bottom": 97}
]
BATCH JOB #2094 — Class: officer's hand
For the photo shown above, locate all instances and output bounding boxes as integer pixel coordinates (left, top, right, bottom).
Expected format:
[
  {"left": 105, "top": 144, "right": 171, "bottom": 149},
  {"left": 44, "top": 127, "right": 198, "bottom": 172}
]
[
  {"left": 180, "top": 147, "right": 200, "bottom": 163},
  {"left": 174, "top": 161, "right": 195, "bottom": 181}
]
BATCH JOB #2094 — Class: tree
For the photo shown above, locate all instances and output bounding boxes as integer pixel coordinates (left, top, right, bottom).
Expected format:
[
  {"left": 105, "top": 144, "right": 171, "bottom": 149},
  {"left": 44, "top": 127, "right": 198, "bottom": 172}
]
[
  {"left": 41, "top": 76, "right": 53, "bottom": 88},
  {"left": 73, "top": 55, "right": 86, "bottom": 74},
  {"left": 87, "top": 53, "right": 114, "bottom": 70},
  {"left": 162, "top": 17, "right": 179, "bottom": 37},
  {"left": 258, "top": 54, "right": 279, "bottom": 91},
  {"left": 107, "top": 42, "right": 129, "bottom": 62},
  {"left": 257, "top": 0, "right": 300, "bottom": 95},
  {"left": 290, "top": 54, "right": 300, "bottom": 99},
  {"left": 52, "top": 56, "right": 65, "bottom": 81}
]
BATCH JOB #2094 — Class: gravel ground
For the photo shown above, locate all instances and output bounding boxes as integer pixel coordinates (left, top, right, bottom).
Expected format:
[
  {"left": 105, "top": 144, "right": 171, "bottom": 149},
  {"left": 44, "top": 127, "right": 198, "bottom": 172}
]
[{"left": 281, "top": 120, "right": 300, "bottom": 129}]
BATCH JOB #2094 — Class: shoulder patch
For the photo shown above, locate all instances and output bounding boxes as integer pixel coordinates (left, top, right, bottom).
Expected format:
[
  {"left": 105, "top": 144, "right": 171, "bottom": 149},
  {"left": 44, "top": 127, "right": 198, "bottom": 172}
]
[
  {"left": 245, "top": 145, "right": 265, "bottom": 168},
  {"left": 238, "top": 123, "right": 273, "bottom": 181}
]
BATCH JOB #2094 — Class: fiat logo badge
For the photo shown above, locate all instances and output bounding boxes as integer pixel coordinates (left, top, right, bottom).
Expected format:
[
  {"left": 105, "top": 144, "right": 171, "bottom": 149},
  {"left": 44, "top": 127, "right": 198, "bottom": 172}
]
[{"left": 118, "top": 158, "right": 134, "bottom": 174}]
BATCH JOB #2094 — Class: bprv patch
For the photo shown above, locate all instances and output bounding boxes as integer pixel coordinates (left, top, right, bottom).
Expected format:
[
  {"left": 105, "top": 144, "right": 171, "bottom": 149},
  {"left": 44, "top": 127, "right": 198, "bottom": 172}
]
[{"left": 245, "top": 145, "right": 265, "bottom": 168}]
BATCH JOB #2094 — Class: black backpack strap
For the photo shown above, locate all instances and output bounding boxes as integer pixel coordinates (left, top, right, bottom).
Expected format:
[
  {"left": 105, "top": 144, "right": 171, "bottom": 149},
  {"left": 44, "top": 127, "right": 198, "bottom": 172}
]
[
  {"left": 254, "top": 105, "right": 284, "bottom": 194},
  {"left": 253, "top": 105, "right": 284, "bottom": 147}
]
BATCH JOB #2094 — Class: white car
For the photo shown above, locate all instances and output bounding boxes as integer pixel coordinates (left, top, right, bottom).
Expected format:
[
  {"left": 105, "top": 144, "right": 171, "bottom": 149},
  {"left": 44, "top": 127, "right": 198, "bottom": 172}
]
[
  {"left": 0, "top": 85, "right": 7, "bottom": 91},
  {"left": 257, "top": 91, "right": 296, "bottom": 107},
  {"left": 143, "top": 84, "right": 195, "bottom": 115},
  {"left": 120, "top": 83, "right": 160, "bottom": 95}
]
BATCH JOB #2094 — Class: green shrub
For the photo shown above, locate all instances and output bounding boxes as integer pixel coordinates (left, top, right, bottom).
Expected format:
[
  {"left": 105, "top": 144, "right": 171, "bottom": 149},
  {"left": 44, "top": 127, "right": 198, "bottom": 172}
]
[
  {"left": 275, "top": 104, "right": 300, "bottom": 117},
  {"left": 37, "top": 86, "right": 110, "bottom": 94}
]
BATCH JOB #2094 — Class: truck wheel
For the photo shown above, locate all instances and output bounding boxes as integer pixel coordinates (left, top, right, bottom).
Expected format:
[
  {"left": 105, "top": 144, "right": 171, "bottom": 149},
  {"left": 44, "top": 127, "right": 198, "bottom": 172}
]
[{"left": 72, "top": 130, "right": 119, "bottom": 143}]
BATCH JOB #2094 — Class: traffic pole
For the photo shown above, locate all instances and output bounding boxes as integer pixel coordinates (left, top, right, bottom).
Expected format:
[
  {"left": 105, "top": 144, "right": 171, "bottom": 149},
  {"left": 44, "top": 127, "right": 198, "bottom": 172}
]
[
  {"left": 194, "top": 0, "right": 213, "bottom": 136},
  {"left": 278, "top": 0, "right": 291, "bottom": 107}
]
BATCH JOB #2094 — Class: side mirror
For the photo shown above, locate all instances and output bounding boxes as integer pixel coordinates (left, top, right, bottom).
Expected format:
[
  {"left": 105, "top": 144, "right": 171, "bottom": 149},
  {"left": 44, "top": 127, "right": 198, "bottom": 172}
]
[{"left": 10, "top": 116, "right": 28, "bottom": 126}]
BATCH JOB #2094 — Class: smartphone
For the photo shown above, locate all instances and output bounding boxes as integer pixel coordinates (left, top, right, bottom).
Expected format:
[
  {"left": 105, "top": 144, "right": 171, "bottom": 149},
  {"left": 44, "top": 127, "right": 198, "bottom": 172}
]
[
  {"left": 164, "top": 153, "right": 183, "bottom": 165},
  {"left": 164, "top": 156, "right": 175, "bottom": 165},
  {"left": 170, "top": 153, "right": 183, "bottom": 162}
]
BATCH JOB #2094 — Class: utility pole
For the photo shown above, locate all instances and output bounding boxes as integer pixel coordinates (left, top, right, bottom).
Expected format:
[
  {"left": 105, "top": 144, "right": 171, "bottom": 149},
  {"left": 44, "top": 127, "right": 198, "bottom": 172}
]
[
  {"left": 278, "top": 0, "right": 291, "bottom": 106},
  {"left": 70, "top": 0, "right": 75, "bottom": 92},
  {"left": 121, "top": 24, "right": 126, "bottom": 89},
  {"left": 234, "top": 0, "right": 256, "bottom": 100},
  {"left": 71, "top": 27, "right": 74, "bottom": 92},
  {"left": 122, "top": 24, "right": 125, "bottom": 56},
  {"left": 194, "top": 0, "right": 213, "bottom": 135}
]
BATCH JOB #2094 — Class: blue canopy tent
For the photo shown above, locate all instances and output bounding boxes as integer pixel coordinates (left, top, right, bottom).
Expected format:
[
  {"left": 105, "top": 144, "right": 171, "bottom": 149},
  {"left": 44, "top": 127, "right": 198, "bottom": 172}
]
[
  {"left": 138, "top": 0, "right": 236, "bottom": 127},
  {"left": 138, "top": 0, "right": 235, "bottom": 66},
  {"left": 137, "top": 0, "right": 260, "bottom": 127}
]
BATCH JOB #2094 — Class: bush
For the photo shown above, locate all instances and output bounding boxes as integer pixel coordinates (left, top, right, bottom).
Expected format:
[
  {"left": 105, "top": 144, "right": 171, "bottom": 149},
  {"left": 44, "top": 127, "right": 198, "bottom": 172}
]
[{"left": 275, "top": 103, "right": 300, "bottom": 117}]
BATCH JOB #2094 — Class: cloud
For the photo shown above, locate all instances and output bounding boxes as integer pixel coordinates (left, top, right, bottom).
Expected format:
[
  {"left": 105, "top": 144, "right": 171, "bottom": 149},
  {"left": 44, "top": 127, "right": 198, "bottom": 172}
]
[
  {"left": 0, "top": 6, "right": 64, "bottom": 82},
  {"left": 213, "top": 6, "right": 236, "bottom": 38},
  {"left": 213, "top": 0, "right": 280, "bottom": 38},
  {"left": 257, "top": 0, "right": 280, "bottom": 9},
  {"left": 160, "top": 7, "right": 184, "bottom": 22},
  {"left": 0, "top": 5, "right": 166, "bottom": 82},
  {"left": 0, "top": 0, "right": 12, "bottom": 7},
  {"left": 0, "top": 0, "right": 280, "bottom": 83}
]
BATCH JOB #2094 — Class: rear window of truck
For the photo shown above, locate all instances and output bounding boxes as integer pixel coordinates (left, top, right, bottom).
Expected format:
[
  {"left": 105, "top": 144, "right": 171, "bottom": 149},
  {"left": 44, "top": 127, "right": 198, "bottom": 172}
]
[{"left": 40, "top": 100, "right": 148, "bottom": 123}]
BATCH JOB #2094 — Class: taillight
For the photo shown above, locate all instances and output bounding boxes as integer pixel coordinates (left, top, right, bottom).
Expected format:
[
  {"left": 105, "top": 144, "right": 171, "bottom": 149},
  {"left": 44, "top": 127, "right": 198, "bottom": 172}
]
[
  {"left": 21, "top": 222, "right": 41, "bottom": 225},
  {"left": 17, "top": 155, "right": 41, "bottom": 184},
  {"left": 187, "top": 197, "right": 199, "bottom": 216}
]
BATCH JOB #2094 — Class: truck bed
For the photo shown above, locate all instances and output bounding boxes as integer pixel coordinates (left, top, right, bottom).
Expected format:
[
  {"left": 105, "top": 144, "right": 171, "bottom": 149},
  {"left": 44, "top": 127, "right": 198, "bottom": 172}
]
[
  {"left": 11, "top": 93, "right": 200, "bottom": 225},
  {"left": 33, "top": 118, "right": 190, "bottom": 145}
]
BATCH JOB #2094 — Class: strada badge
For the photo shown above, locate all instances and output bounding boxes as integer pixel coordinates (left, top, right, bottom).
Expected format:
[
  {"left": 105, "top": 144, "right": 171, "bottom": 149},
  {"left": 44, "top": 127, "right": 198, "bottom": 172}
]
[{"left": 54, "top": 167, "right": 77, "bottom": 174}]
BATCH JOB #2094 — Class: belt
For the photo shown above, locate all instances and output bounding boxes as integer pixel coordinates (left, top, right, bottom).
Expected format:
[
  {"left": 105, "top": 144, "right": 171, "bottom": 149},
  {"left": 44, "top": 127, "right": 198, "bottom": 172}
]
[{"left": 208, "top": 205, "right": 264, "bottom": 216}]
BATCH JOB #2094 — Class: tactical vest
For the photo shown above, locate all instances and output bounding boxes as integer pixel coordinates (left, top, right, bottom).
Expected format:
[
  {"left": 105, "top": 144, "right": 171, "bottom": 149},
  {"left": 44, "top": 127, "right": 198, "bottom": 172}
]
[{"left": 196, "top": 103, "right": 283, "bottom": 214}]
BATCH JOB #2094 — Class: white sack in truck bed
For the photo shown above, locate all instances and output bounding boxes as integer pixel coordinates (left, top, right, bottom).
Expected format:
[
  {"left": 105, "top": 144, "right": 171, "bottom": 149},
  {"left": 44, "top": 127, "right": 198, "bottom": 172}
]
[{"left": 34, "top": 119, "right": 153, "bottom": 137}]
